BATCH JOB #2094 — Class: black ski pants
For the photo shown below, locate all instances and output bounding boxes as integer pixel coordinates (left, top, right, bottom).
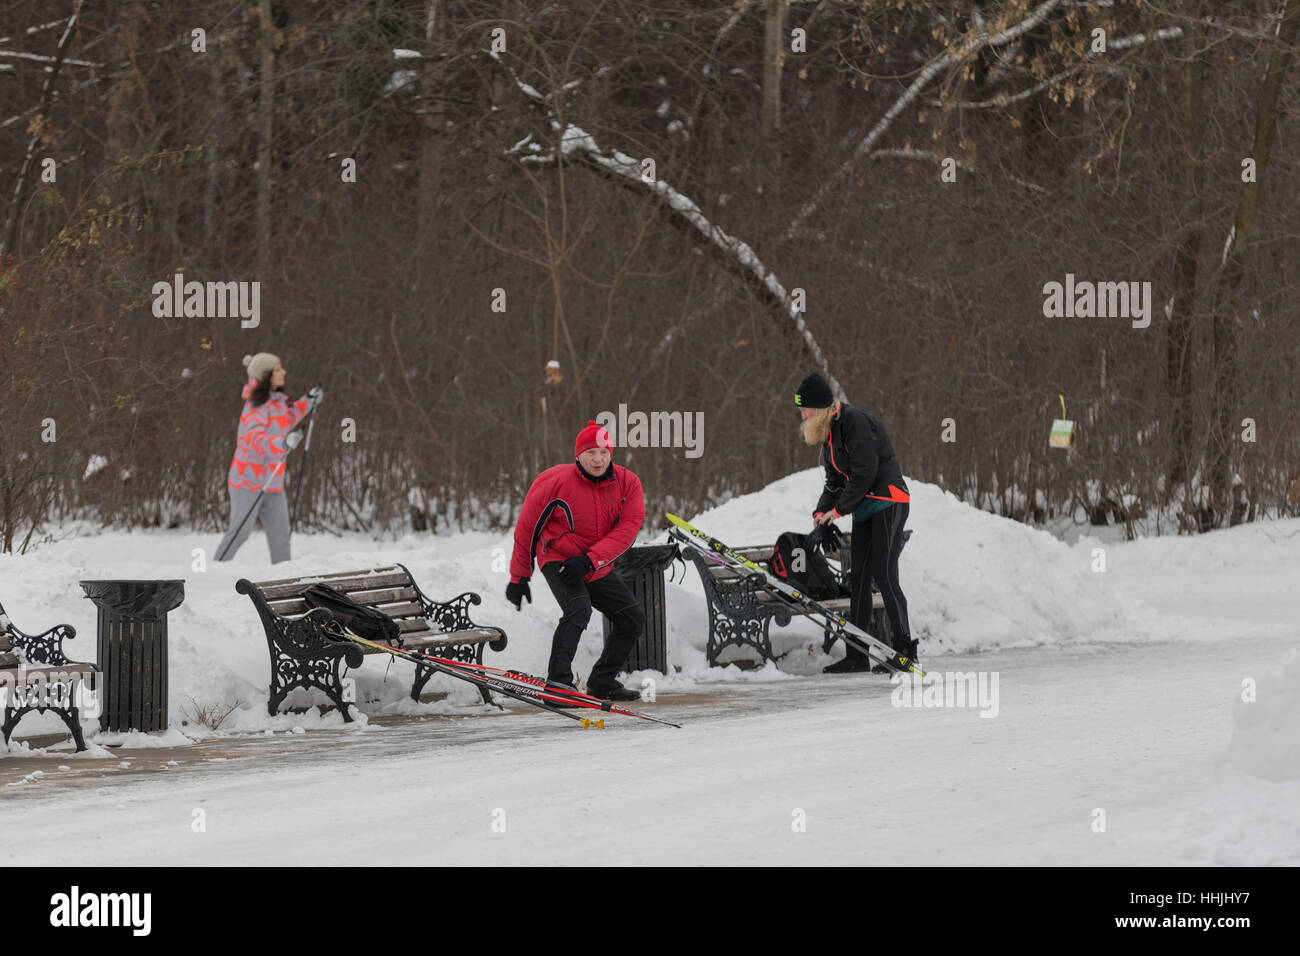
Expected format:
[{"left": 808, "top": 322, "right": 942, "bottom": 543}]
[
  {"left": 541, "top": 564, "right": 644, "bottom": 688},
  {"left": 849, "top": 502, "right": 912, "bottom": 655}
]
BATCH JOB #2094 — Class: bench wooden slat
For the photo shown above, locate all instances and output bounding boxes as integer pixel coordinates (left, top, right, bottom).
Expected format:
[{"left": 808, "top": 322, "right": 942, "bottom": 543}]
[
  {"left": 345, "top": 628, "right": 500, "bottom": 656},
  {"left": 709, "top": 559, "right": 847, "bottom": 575},
  {"left": 266, "top": 596, "right": 427, "bottom": 619},
  {"left": 266, "top": 597, "right": 308, "bottom": 615},
  {"left": 710, "top": 566, "right": 758, "bottom": 580},
  {"left": 708, "top": 566, "right": 841, "bottom": 584},
  {"left": 255, "top": 569, "right": 412, "bottom": 601},
  {"left": 403, "top": 628, "right": 500, "bottom": 648},
  {"left": 267, "top": 586, "right": 420, "bottom": 610},
  {"left": 752, "top": 593, "right": 875, "bottom": 611},
  {"left": 372, "top": 600, "right": 424, "bottom": 619},
  {"left": 727, "top": 546, "right": 848, "bottom": 561},
  {"left": 708, "top": 549, "right": 843, "bottom": 575},
  {"left": 0, "top": 664, "right": 97, "bottom": 682},
  {"left": 301, "top": 572, "right": 414, "bottom": 594},
  {"left": 250, "top": 565, "right": 403, "bottom": 589},
  {"left": 349, "top": 586, "right": 418, "bottom": 606}
]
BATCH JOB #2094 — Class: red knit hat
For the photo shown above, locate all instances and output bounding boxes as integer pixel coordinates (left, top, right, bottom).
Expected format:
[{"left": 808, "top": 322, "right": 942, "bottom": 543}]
[{"left": 574, "top": 420, "right": 613, "bottom": 457}]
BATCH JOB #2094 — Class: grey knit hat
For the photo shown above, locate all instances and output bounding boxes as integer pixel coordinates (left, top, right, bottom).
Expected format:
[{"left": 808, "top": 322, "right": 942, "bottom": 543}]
[{"left": 243, "top": 352, "right": 281, "bottom": 382}]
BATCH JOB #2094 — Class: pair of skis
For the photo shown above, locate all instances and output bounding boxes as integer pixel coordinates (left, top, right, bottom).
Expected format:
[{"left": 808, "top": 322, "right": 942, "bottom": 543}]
[
  {"left": 665, "top": 513, "right": 924, "bottom": 676},
  {"left": 315, "top": 618, "right": 681, "bottom": 729}
]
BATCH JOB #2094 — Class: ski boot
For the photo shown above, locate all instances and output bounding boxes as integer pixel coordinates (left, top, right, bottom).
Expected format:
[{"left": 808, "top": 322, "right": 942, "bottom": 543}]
[
  {"left": 586, "top": 681, "right": 640, "bottom": 702},
  {"left": 545, "top": 678, "right": 582, "bottom": 707},
  {"left": 824, "top": 648, "right": 873, "bottom": 674}
]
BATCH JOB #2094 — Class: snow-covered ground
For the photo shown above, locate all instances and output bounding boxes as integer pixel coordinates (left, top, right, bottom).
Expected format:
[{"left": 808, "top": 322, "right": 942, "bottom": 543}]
[{"left": 2, "top": 470, "right": 1296, "bottom": 864}]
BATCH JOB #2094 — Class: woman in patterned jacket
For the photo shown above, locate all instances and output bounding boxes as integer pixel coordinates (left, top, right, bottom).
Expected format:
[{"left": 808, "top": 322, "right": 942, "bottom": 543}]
[{"left": 215, "top": 352, "right": 320, "bottom": 563}]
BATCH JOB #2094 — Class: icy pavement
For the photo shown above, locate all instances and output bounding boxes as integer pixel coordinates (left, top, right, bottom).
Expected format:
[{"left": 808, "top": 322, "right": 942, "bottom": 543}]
[
  {"left": 3, "top": 633, "right": 1293, "bottom": 866},
  {"left": 3, "top": 474, "right": 1297, "bottom": 864}
]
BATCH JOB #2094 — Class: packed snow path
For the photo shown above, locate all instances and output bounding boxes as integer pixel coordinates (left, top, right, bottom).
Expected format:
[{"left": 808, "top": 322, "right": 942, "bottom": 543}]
[
  {"left": 2, "top": 634, "right": 1292, "bottom": 866},
  {"left": 2, "top": 472, "right": 1296, "bottom": 864}
]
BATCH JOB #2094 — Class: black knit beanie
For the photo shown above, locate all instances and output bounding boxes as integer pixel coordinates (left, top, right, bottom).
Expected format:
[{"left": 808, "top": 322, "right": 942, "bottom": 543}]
[{"left": 794, "top": 373, "right": 834, "bottom": 409}]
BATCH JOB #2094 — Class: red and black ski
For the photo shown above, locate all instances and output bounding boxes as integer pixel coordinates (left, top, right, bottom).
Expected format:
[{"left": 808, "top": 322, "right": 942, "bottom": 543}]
[{"left": 319, "top": 619, "right": 681, "bottom": 728}]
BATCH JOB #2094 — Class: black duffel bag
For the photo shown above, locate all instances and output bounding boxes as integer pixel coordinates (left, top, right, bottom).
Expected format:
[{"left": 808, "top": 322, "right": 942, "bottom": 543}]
[
  {"left": 768, "top": 531, "right": 848, "bottom": 601},
  {"left": 304, "top": 583, "right": 402, "bottom": 645}
]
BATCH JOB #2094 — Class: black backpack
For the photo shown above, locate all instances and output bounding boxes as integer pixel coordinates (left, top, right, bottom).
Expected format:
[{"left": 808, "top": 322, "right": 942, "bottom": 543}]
[
  {"left": 768, "top": 531, "right": 848, "bottom": 601},
  {"left": 304, "top": 583, "right": 402, "bottom": 645}
]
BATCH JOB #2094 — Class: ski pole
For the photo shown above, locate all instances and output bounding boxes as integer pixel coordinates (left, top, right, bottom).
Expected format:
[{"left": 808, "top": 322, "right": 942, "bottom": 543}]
[
  {"left": 215, "top": 459, "right": 286, "bottom": 561},
  {"left": 318, "top": 621, "right": 607, "bottom": 728},
  {"left": 326, "top": 623, "right": 682, "bottom": 728},
  {"left": 290, "top": 404, "right": 317, "bottom": 526}
]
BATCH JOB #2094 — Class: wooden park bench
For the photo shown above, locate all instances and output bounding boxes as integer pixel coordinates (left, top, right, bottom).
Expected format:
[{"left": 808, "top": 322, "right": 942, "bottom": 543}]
[
  {"left": 236, "top": 564, "right": 507, "bottom": 721},
  {"left": 683, "top": 531, "right": 911, "bottom": 666},
  {"left": 1, "top": 601, "right": 97, "bottom": 752}
]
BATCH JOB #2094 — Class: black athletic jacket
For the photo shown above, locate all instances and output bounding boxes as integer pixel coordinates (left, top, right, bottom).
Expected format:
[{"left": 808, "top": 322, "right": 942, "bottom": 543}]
[{"left": 814, "top": 403, "right": 906, "bottom": 519}]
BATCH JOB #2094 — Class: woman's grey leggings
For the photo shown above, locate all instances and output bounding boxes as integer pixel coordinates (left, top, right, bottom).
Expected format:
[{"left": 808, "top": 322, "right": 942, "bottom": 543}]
[{"left": 215, "top": 488, "right": 292, "bottom": 563}]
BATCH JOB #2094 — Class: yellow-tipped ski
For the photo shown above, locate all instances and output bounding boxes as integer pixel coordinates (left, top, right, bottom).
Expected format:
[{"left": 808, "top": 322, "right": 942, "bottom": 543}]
[
  {"left": 667, "top": 512, "right": 923, "bottom": 677},
  {"left": 898, "top": 657, "right": 927, "bottom": 677}
]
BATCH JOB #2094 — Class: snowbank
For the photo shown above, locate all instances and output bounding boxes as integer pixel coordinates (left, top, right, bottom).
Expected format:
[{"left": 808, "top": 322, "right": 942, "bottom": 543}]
[
  {"left": 0, "top": 467, "right": 1218, "bottom": 747},
  {"left": 1223, "top": 648, "right": 1300, "bottom": 782},
  {"left": 0, "top": 529, "right": 526, "bottom": 746},
  {"left": 661, "top": 470, "right": 1171, "bottom": 657},
  {"left": 1178, "top": 647, "right": 1300, "bottom": 865}
]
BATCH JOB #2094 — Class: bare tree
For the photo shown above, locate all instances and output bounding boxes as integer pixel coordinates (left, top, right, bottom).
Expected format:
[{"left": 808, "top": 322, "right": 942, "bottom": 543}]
[
  {"left": 761, "top": 0, "right": 787, "bottom": 181},
  {"left": 1166, "top": 0, "right": 1207, "bottom": 494},
  {"left": 256, "top": 0, "right": 275, "bottom": 278},
  {"left": 1207, "top": 0, "right": 1300, "bottom": 525}
]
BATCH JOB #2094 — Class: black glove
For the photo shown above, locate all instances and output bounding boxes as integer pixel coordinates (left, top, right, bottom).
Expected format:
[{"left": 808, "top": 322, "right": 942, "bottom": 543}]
[
  {"left": 505, "top": 579, "right": 531, "bottom": 610},
  {"left": 806, "top": 522, "right": 843, "bottom": 554},
  {"left": 555, "top": 554, "right": 594, "bottom": 581}
]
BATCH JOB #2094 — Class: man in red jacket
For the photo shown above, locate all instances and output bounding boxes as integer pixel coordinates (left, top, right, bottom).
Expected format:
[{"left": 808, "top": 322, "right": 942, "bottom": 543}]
[{"left": 506, "top": 420, "right": 646, "bottom": 702}]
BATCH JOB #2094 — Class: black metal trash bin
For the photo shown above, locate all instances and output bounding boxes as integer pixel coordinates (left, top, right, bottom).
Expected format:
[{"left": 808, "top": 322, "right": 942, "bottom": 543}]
[
  {"left": 603, "top": 544, "right": 679, "bottom": 675},
  {"left": 79, "top": 579, "right": 185, "bottom": 732}
]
